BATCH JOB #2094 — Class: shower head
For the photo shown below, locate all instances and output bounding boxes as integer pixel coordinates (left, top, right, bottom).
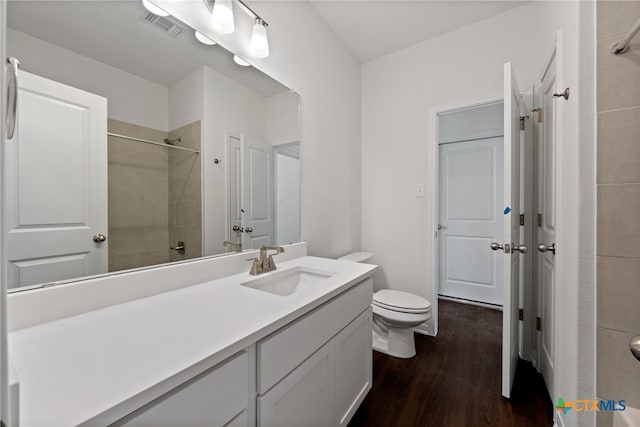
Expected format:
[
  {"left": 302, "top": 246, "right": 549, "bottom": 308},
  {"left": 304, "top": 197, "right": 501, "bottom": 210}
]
[{"left": 163, "top": 137, "right": 181, "bottom": 146}]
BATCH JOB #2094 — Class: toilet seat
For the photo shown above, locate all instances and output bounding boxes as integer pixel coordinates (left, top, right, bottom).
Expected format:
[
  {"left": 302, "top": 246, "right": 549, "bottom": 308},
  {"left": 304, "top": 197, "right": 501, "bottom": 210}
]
[
  {"left": 372, "top": 304, "right": 431, "bottom": 325},
  {"left": 373, "top": 290, "right": 431, "bottom": 314}
]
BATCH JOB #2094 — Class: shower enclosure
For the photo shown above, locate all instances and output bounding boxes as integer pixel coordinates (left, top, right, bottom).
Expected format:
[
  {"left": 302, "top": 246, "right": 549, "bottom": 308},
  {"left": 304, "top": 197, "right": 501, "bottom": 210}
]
[{"left": 107, "top": 119, "right": 202, "bottom": 272}]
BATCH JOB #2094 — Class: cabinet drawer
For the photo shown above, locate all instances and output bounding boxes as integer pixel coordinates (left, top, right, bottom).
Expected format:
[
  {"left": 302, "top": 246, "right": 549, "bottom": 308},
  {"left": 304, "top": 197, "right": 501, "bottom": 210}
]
[
  {"left": 257, "top": 277, "right": 372, "bottom": 394},
  {"left": 258, "top": 339, "right": 334, "bottom": 427},
  {"left": 116, "top": 350, "right": 249, "bottom": 426}
]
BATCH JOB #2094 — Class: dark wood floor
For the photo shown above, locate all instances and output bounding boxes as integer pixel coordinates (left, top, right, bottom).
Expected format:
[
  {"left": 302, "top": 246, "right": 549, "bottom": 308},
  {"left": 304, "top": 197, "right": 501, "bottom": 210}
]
[{"left": 349, "top": 300, "right": 553, "bottom": 427}]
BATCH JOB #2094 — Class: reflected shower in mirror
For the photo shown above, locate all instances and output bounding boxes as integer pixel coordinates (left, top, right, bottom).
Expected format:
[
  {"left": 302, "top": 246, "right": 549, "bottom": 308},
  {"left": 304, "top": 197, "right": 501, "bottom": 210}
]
[{"left": 5, "top": 1, "right": 300, "bottom": 291}]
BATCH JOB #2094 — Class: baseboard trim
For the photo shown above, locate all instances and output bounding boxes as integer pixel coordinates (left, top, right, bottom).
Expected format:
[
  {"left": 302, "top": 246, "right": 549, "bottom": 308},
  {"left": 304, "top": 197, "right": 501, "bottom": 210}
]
[{"left": 438, "top": 294, "right": 503, "bottom": 311}]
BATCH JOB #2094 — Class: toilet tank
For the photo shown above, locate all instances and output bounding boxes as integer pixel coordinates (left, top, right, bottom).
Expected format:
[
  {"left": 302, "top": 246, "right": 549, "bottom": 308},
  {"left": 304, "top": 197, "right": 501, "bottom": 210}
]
[{"left": 338, "top": 252, "right": 373, "bottom": 263}]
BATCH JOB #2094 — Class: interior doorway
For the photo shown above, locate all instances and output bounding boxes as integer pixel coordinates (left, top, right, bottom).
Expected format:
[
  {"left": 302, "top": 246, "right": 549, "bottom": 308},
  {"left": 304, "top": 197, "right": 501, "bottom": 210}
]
[{"left": 436, "top": 101, "right": 505, "bottom": 306}]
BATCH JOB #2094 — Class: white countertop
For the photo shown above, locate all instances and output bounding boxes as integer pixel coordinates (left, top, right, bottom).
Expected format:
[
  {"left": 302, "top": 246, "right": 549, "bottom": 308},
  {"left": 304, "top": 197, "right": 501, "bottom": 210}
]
[{"left": 8, "top": 256, "right": 377, "bottom": 426}]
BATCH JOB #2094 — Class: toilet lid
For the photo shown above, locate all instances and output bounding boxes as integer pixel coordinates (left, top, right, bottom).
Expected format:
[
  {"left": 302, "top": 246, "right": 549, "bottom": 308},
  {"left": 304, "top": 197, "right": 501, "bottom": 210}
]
[{"left": 373, "top": 290, "right": 431, "bottom": 314}]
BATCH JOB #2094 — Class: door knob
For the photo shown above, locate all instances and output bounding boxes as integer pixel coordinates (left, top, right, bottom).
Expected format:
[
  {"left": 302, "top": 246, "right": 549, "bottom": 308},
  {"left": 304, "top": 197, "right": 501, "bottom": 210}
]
[
  {"left": 490, "top": 242, "right": 503, "bottom": 251},
  {"left": 170, "top": 241, "right": 186, "bottom": 253},
  {"left": 92, "top": 233, "right": 107, "bottom": 243},
  {"left": 232, "top": 225, "right": 244, "bottom": 232},
  {"left": 513, "top": 244, "right": 528, "bottom": 254},
  {"left": 537, "top": 243, "right": 556, "bottom": 255},
  {"left": 244, "top": 227, "right": 253, "bottom": 233}
]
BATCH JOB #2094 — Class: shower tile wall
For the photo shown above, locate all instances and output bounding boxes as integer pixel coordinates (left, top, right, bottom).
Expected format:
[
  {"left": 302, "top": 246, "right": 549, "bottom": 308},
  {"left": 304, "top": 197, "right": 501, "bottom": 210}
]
[
  {"left": 596, "top": 1, "right": 640, "bottom": 424},
  {"left": 108, "top": 119, "right": 170, "bottom": 271},
  {"left": 168, "top": 120, "right": 202, "bottom": 262}
]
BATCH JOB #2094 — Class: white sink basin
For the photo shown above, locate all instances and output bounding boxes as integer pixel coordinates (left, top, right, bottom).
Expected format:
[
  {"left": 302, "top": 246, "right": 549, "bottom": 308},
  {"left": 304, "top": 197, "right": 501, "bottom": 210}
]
[{"left": 241, "top": 266, "right": 335, "bottom": 296}]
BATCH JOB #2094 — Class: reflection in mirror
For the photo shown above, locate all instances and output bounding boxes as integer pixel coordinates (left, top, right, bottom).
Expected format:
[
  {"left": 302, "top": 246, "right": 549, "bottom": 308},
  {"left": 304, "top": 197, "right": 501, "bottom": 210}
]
[{"left": 5, "top": 1, "right": 301, "bottom": 291}]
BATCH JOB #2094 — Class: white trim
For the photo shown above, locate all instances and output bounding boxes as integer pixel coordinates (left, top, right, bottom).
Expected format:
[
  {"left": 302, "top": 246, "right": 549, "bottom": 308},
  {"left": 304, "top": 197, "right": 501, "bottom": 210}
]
[
  {"left": 0, "top": 1, "right": 9, "bottom": 423},
  {"left": 438, "top": 295, "right": 503, "bottom": 311},
  {"left": 521, "top": 88, "right": 536, "bottom": 363},
  {"left": 225, "top": 131, "right": 242, "bottom": 246}
]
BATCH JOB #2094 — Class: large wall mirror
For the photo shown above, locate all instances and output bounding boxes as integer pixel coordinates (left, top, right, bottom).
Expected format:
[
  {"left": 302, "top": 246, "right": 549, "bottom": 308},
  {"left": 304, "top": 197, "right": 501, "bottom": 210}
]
[{"left": 5, "top": 1, "right": 301, "bottom": 292}]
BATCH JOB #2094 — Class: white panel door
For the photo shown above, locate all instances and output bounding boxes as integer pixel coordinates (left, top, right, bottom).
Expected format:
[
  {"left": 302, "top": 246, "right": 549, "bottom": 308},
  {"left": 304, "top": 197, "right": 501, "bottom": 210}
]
[
  {"left": 258, "top": 340, "right": 335, "bottom": 427},
  {"left": 241, "top": 136, "right": 274, "bottom": 249},
  {"left": 439, "top": 138, "right": 504, "bottom": 305},
  {"left": 537, "top": 49, "right": 558, "bottom": 400},
  {"left": 500, "top": 62, "right": 525, "bottom": 398},
  {"left": 4, "top": 71, "right": 107, "bottom": 289}
]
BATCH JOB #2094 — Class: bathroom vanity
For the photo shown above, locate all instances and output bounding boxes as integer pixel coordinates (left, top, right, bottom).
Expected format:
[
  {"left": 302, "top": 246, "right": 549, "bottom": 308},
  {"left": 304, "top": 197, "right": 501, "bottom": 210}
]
[{"left": 7, "top": 245, "right": 376, "bottom": 426}]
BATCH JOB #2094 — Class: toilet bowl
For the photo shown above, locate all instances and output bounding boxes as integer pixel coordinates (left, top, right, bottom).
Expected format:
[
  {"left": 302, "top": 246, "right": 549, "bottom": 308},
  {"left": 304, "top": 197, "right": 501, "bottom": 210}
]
[
  {"left": 338, "top": 252, "right": 432, "bottom": 359},
  {"left": 371, "top": 290, "right": 431, "bottom": 358}
]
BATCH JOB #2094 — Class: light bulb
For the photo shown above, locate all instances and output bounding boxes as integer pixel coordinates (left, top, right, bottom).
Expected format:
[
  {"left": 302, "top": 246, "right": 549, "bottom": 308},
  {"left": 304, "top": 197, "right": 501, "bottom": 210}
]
[
  {"left": 211, "top": 0, "right": 234, "bottom": 35},
  {"left": 233, "top": 55, "right": 250, "bottom": 67},
  {"left": 250, "top": 18, "right": 269, "bottom": 59},
  {"left": 195, "top": 31, "right": 216, "bottom": 46},
  {"left": 142, "top": 0, "right": 169, "bottom": 16}
]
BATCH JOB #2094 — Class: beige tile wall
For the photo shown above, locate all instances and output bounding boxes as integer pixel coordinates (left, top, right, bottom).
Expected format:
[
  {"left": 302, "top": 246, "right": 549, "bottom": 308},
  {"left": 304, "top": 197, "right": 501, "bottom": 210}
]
[
  {"left": 108, "top": 119, "right": 170, "bottom": 271},
  {"left": 168, "top": 121, "right": 202, "bottom": 262},
  {"left": 596, "top": 0, "right": 640, "bottom": 415}
]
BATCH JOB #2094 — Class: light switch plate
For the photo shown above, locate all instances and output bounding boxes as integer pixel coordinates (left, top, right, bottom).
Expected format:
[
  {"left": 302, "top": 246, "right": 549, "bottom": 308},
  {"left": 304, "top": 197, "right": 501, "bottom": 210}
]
[{"left": 416, "top": 184, "right": 425, "bottom": 198}]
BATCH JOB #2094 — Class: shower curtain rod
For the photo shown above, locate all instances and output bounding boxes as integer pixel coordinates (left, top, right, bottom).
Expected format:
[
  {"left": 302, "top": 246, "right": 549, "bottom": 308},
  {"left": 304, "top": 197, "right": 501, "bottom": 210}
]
[
  {"left": 611, "top": 16, "right": 640, "bottom": 54},
  {"left": 107, "top": 132, "right": 200, "bottom": 154}
]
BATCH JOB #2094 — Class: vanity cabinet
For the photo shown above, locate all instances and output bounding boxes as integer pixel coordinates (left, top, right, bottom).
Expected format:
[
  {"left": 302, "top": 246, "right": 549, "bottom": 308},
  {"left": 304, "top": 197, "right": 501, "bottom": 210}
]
[
  {"left": 258, "top": 339, "right": 335, "bottom": 426},
  {"left": 114, "top": 350, "right": 253, "bottom": 427},
  {"left": 334, "top": 308, "right": 373, "bottom": 427},
  {"left": 113, "top": 277, "right": 372, "bottom": 427},
  {"left": 257, "top": 278, "right": 373, "bottom": 427}
]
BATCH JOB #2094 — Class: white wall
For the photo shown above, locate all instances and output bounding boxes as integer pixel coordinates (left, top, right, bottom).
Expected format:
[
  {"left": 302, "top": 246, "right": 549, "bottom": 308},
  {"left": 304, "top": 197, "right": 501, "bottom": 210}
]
[
  {"left": 265, "top": 90, "right": 300, "bottom": 145},
  {"left": 361, "top": 1, "right": 595, "bottom": 425},
  {"left": 168, "top": 67, "right": 204, "bottom": 131},
  {"left": 202, "top": 65, "right": 267, "bottom": 256},
  {"left": 158, "top": 0, "right": 362, "bottom": 258},
  {"left": 7, "top": 29, "right": 169, "bottom": 131}
]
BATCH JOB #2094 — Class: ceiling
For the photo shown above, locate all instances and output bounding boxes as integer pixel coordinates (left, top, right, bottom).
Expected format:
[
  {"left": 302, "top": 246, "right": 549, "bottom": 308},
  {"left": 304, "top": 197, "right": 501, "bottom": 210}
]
[
  {"left": 310, "top": 1, "right": 528, "bottom": 62},
  {"left": 7, "top": 1, "right": 288, "bottom": 97}
]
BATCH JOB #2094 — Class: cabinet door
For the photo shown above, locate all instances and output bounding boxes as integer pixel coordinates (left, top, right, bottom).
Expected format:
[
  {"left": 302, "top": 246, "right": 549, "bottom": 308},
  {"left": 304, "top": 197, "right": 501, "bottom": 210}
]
[
  {"left": 334, "top": 308, "right": 372, "bottom": 427},
  {"left": 258, "top": 340, "right": 334, "bottom": 427},
  {"left": 117, "top": 351, "right": 250, "bottom": 426}
]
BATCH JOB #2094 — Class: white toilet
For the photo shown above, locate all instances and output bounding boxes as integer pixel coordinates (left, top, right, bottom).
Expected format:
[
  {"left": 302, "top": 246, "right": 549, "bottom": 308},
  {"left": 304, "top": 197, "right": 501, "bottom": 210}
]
[{"left": 338, "top": 252, "right": 432, "bottom": 359}]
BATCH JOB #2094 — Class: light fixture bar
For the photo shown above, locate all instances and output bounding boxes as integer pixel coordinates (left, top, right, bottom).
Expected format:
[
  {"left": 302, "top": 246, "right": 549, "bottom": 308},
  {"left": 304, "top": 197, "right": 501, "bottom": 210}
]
[
  {"left": 204, "top": 0, "right": 267, "bottom": 27},
  {"left": 236, "top": 0, "right": 268, "bottom": 27}
]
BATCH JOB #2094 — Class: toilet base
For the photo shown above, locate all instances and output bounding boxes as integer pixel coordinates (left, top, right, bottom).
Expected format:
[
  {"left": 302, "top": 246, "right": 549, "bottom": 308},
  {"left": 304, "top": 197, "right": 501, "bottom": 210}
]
[{"left": 372, "top": 324, "right": 417, "bottom": 358}]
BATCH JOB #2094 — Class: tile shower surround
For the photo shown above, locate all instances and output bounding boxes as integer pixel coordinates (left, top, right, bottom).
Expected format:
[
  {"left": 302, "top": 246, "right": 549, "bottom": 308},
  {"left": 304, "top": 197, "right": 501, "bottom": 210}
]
[{"left": 107, "top": 119, "right": 202, "bottom": 272}]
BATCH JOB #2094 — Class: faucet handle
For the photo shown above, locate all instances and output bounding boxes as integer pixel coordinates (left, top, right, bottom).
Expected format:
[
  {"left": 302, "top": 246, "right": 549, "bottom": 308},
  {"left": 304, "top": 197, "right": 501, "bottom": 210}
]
[{"left": 247, "top": 257, "right": 261, "bottom": 275}]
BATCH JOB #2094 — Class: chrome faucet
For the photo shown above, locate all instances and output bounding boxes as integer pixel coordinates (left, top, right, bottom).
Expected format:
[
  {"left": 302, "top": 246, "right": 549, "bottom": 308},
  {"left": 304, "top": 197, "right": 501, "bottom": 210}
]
[
  {"left": 249, "top": 245, "right": 285, "bottom": 275},
  {"left": 223, "top": 240, "right": 243, "bottom": 253}
]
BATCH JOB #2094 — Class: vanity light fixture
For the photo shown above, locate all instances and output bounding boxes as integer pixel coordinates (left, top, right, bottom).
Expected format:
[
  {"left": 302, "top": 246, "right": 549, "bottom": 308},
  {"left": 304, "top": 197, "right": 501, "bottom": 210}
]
[
  {"left": 211, "top": 0, "right": 235, "bottom": 34},
  {"left": 204, "top": 0, "right": 270, "bottom": 59},
  {"left": 249, "top": 18, "right": 269, "bottom": 59},
  {"left": 195, "top": 31, "right": 217, "bottom": 45},
  {"left": 233, "top": 55, "right": 250, "bottom": 67},
  {"left": 142, "top": 0, "right": 169, "bottom": 17}
]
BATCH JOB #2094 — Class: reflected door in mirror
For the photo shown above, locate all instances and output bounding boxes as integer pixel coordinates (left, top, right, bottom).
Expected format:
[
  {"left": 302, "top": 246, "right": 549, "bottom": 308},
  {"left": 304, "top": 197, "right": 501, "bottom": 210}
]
[{"left": 4, "top": 71, "right": 108, "bottom": 288}]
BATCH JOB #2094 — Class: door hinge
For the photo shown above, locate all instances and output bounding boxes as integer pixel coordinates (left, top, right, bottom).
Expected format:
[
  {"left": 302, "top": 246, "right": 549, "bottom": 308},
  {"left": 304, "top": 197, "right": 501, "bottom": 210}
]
[
  {"left": 519, "top": 308, "right": 524, "bottom": 321},
  {"left": 536, "top": 317, "right": 542, "bottom": 331},
  {"left": 532, "top": 107, "right": 543, "bottom": 123},
  {"left": 519, "top": 213, "right": 525, "bottom": 226},
  {"left": 519, "top": 116, "right": 525, "bottom": 130},
  {"left": 537, "top": 213, "right": 542, "bottom": 227}
]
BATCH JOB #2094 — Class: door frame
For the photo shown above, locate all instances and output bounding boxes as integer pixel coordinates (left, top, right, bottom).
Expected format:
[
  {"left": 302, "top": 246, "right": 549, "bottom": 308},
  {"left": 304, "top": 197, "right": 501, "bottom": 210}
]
[
  {"left": 429, "top": 96, "right": 504, "bottom": 336},
  {"left": 226, "top": 131, "right": 243, "bottom": 249},
  {"left": 0, "top": 1, "right": 8, "bottom": 423},
  {"left": 532, "top": 32, "right": 562, "bottom": 419}
]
